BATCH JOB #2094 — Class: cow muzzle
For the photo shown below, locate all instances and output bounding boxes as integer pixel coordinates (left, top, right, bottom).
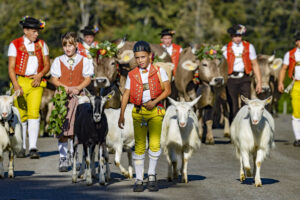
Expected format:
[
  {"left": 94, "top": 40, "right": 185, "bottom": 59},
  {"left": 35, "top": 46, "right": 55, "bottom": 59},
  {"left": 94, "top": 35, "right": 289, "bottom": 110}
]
[
  {"left": 93, "top": 77, "right": 110, "bottom": 88},
  {"left": 209, "top": 77, "right": 224, "bottom": 86}
]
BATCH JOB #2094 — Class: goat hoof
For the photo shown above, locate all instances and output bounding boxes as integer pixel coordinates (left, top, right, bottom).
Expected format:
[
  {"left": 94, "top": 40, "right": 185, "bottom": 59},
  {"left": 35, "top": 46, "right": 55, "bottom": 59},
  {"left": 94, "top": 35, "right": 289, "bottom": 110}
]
[
  {"left": 224, "top": 132, "right": 230, "bottom": 138},
  {"left": 99, "top": 181, "right": 106, "bottom": 186},
  {"left": 205, "top": 138, "right": 215, "bottom": 145},
  {"left": 255, "top": 180, "right": 262, "bottom": 187},
  {"left": 123, "top": 171, "right": 129, "bottom": 178},
  {"left": 86, "top": 179, "right": 93, "bottom": 186},
  {"left": 240, "top": 174, "right": 246, "bottom": 182},
  {"left": 245, "top": 168, "right": 252, "bottom": 177},
  {"left": 8, "top": 173, "right": 14, "bottom": 178},
  {"left": 181, "top": 177, "right": 188, "bottom": 183}
]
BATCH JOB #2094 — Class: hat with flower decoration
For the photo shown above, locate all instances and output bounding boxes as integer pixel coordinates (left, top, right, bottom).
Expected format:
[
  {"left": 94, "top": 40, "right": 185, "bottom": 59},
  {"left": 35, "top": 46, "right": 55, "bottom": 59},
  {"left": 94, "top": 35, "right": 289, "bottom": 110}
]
[
  {"left": 227, "top": 24, "right": 246, "bottom": 36},
  {"left": 160, "top": 29, "right": 176, "bottom": 38},
  {"left": 80, "top": 25, "right": 99, "bottom": 36},
  {"left": 19, "top": 16, "right": 45, "bottom": 30}
]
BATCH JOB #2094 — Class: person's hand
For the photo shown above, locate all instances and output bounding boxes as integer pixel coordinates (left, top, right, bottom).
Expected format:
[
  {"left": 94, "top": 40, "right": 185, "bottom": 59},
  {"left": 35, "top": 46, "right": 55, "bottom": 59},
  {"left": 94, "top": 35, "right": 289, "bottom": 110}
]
[
  {"left": 118, "top": 114, "right": 125, "bottom": 129},
  {"left": 29, "top": 73, "right": 42, "bottom": 87},
  {"left": 278, "top": 82, "right": 285, "bottom": 93},
  {"left": 14, "top": 84, "right": 23, "bottom": 96},
  {"left": 255, "top": 81, "right": 262, "bottom": 94},
  {"left": 70, "top": 87, "right": 80, "bottom": 95},
  {"left": 143, "top": 100, "right": 156, "bottom": 110}
]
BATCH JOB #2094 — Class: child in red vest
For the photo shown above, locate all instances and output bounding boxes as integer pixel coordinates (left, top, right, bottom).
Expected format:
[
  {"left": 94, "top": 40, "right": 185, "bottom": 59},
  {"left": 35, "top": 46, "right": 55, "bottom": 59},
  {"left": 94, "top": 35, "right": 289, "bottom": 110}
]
[
  {"left": 77, "top": 26, "right": 99, "bottom": 59},
  {"left": 223, "top": 24, "right": 262, "bottom": 122},
  {"left": 8, "top": 16, "right": 50, "bottom": 159},
  {"left": 118, "top": 41, "right": 171, "bottom": 192},
  {"left": 50, "top": 32, "right": 94, "bottom": 172},
  {"left": 278, "top": 32, "right": 300, "bottom": 147}
]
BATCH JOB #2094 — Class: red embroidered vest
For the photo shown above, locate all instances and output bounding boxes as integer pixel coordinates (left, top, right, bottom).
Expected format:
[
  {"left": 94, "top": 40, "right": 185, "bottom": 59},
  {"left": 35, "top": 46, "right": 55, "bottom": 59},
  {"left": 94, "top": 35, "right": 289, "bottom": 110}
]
[
  {"left": 160, "top": 43, "right": 181, "bottom": 76},
  {"left": 128, "top": 65, "right": 163, "bottom": 105},
  {"left": 12, "top": 37, "right": 45, "bottom": 76},
  {"left": 227, "top": 41, "right": 252, "bottom": 75},
  {"left": 288, "top": 48, "right": 297, "bottom": 78},
  {"left": 59, "top": 57, "right": 85, "bottom": 87},
  {"left": 77, "top": 41, "right": 98, "bottom": 58}
]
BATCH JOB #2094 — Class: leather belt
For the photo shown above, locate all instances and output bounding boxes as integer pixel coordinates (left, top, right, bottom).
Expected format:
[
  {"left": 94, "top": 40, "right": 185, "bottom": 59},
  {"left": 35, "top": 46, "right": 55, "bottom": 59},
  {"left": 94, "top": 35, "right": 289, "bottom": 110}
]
[
  {"left": 28, "top": 51, "right": 35, "bottom": 56},
  {"left": 229, "top": 72, "right": 244, "bottom": 79},
  {"left": 143, "top": 83, "right": 149, "bottom": 90}
]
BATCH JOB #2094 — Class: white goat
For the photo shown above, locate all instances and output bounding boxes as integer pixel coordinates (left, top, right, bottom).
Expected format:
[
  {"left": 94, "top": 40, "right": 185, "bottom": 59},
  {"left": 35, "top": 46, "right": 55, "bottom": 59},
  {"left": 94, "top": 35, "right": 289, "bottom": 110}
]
[
  {"left": 161, "top": 96, "right": 201, "bottom": 183},
  {"left": 0, "top": 91, "right": 22, "bottom": 178},
  {"left": 231, "top": 95, "right": 275, "bottom": 187},
  {"left": 105, "top": 104, "right": 134, "bottom": 179}
]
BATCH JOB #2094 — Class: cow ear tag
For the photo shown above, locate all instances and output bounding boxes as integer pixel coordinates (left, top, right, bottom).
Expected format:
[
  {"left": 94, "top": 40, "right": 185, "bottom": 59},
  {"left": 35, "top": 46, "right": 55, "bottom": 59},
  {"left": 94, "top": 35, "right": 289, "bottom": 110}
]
[
  {"left": 271, "top": 64, "right": 279, "bottom": 70},
  {"left": 123, "top": 55, "right": 130, "bottom": 62}
]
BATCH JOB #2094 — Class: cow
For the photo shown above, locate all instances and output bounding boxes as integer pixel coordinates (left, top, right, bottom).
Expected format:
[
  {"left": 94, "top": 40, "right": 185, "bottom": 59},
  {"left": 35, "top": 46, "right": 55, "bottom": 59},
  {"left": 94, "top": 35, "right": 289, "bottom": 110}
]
[
  {"left": 251, "top": 54, "right": 283, "bottom": 116},
  {"left": 174, "top": 46, "right": 230, "bottom": 144}
]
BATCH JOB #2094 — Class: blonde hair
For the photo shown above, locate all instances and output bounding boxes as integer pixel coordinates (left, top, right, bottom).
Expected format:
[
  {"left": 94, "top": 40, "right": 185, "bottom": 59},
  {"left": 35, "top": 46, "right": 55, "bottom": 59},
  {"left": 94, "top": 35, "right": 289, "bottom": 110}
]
[{"left": 61, "top": 32, "right": 77, "bottom": 46}]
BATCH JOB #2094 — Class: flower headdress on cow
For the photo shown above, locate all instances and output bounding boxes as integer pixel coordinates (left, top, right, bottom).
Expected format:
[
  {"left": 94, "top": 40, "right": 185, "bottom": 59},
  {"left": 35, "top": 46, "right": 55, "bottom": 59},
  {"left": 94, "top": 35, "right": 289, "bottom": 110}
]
[
  {"left": 20, "top": 16, "right": 46, "bottom": 30},
  {"left": 89, "top": 40, "right": 118, "bottom": 59},
  {"left": 195, "top": 45, "right": 223, "bottom": 61}
]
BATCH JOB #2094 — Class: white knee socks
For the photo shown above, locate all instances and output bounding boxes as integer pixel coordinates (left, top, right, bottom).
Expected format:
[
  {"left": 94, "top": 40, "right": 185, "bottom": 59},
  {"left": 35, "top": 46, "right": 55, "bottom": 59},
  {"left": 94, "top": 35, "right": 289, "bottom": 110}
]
[
  {"left": 58, "top": 142, "right": 68, "bottom": 158},
  {"left": 148, "top": 149, "right": 161, "bottom": 176},
  {"left": 133, "top": 153, "right": 145, "bottom": 181},
  {"left": 21, "top": 121, "right": 27, "bottom": 149},
  {"left": 292, "top": 117, "right": 300, "bottom": 140},
  {"left": 28, "top": 118, "right": 40, "bottom": 150}
]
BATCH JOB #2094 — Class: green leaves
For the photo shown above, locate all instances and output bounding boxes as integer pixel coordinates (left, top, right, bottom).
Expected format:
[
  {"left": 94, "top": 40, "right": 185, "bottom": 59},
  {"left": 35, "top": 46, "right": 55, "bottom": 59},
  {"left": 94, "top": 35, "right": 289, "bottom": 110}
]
[
  {"left": 47, "top": 86, "right": 68, "bottom": 136},
  {"left": 89, "top": 40, "right": 118, "bottom": 59},
  {"left": 195, "top": 45, "right": 223, "bottom": 61}
]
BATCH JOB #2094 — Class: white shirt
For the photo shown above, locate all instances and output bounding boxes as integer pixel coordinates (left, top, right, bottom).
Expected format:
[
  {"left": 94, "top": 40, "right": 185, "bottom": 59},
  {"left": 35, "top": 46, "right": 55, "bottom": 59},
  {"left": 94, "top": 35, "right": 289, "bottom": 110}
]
[
  {"left": 222, "top": 42, "right": 257, "bottom": 72},
  {"left": 50, "top": 54, "right": 94, "bottom": 78},
  {"left": 8, "top": 36, "right": 49, "bottom": 76},
  {"left": 283, "top": 48, "right": 300, "bottom": 80},
  {"left": 125, "top": 64, "right": 169, "bottom": 104},
  {"left": 162, "top": 44, "right": 183, "bottom": 56}
]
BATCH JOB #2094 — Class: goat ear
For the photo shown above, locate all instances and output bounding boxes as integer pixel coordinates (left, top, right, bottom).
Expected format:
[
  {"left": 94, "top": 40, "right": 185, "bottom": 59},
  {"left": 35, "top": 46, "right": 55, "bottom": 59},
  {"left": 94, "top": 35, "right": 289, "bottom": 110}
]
[
  {"left": 240, "top": 95, "right": 249, "bottom": 105},
  {"left": 167, "top": 97, "right": 177, "bottom": 106},
  {"left": 83, "top": 88, "right": 92, "bottom": 97},
  {"left": 105, "top": 90, "right": 115, "bottom": 100},
  {"left": 264, "top": 96, "right": 272, "bottom": 105},
  {"left": 188, "top": 95, "right": 201, "bottom": 107}
]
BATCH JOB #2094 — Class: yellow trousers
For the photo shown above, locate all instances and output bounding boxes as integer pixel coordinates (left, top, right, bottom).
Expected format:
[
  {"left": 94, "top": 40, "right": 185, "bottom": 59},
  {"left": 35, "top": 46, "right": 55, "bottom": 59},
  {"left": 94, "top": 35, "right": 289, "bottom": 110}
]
[
  {"left": 291, "top": 81, "right": 300, "bottom": 118},
  {"left": 13, "top": 76, "right": 46, "bottom": 122},
  {"left": 132, "top": 105, "right": 165, "bottom": 155}
]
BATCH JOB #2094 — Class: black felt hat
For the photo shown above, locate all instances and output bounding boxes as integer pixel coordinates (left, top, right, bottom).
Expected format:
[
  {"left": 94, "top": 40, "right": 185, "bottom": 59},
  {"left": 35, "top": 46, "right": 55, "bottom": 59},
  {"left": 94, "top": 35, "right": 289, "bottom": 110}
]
[
  {"left": 133, "top": 41, "right": 151, "bottom": 53},
  {"left": 295, "top": 31, "right": 300, "bottom": 41},
  {"left": 227, "top": 24, "right": 246, "bottom": 36},
  {"left": 19, "top": 16, "right": 44, "bottom": 30},
  {"left": 160, "top": 29, "right": 176, "bottom": 37},
  {"left": 80, "top": 26, "right": 98, "bottom": 36}
]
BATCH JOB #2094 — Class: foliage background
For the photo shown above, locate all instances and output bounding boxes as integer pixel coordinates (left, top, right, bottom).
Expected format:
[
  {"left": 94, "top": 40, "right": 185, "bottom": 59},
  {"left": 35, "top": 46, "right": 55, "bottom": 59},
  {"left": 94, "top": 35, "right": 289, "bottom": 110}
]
[{"left": 0, "top": 0, "right": 299, "bottom": 112}]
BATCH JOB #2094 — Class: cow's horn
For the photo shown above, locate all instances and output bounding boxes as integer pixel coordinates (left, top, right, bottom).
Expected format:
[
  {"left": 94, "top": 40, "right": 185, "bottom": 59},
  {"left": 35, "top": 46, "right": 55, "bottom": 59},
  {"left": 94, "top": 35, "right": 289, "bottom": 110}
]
[
  {"left": 268, "top": 54, "right": 275, "bottom": 62},
  {"left": 159, "top": 52, "right": 167, "bottom": 59},
  {"left": 117, "top": 39, "right": 125, "bottom": 49},
  {"left": 191, "top": 47, "right": 197, "bottom": 54}
]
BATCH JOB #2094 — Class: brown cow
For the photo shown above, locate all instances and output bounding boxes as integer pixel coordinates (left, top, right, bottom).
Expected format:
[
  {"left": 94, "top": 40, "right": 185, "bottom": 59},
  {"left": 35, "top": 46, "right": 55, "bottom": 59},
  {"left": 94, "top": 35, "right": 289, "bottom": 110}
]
[
  {"left": 175, "top": 47, "right": 230, "bottom": 144},
  {"left": 251, "top": 54, "right": 283, "bottom": 115}
]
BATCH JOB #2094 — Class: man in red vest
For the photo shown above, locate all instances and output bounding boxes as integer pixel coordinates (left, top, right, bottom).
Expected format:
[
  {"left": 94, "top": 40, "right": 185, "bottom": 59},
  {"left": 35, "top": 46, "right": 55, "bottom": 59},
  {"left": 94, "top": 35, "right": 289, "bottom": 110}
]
[
  {"left": 118, "top": 41, "right": 171, "bottom": 192},
  {"left": 278, "top": 32, "right": 300, "bottom": 147},
  {"left": 223, "top": 24, "right": 262, "bottom": 122},
  {"left": 77, "top": 26, "right": 99, "bottom": 59},
  {"left": 160, "top": 29, "right": 182, "bottom": 76},
  {"left": 8, "top": 16, "right": 50, "bottom": 158}
]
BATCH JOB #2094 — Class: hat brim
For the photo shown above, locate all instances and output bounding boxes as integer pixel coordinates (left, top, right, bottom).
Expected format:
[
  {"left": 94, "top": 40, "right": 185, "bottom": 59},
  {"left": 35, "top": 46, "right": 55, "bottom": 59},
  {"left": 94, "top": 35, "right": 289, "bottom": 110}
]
[
  {"left": 227, "top": 27, "right": 245, "bottom": 36},
  {"left": 20, "top": 22, "right": 43, "bottom": 30}
]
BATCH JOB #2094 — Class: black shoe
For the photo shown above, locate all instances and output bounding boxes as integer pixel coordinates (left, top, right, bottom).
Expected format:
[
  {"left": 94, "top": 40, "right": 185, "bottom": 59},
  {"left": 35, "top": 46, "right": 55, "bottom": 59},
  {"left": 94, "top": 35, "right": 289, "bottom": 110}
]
[
  {"left": 16, "top": 149, "right": 26, "bottom": 158},
  {"left": 293, "top": 140, "right": 300, "bottom": 147},
  {"left": 147, "top": 175, "right": 159, "bottom": 192},
  {"left": 29, "top": 149, "right": 40, "bottom": 159},
  {"left": 133, "top": 180, "right": 144, "bottom": 192}
]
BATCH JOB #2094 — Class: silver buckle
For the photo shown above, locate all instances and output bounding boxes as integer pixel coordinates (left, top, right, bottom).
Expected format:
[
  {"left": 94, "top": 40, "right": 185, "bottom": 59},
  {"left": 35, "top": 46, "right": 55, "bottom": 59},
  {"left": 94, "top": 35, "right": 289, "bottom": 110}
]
[{"left": 229, "top": 72, "right": 244, "bottom": 79}]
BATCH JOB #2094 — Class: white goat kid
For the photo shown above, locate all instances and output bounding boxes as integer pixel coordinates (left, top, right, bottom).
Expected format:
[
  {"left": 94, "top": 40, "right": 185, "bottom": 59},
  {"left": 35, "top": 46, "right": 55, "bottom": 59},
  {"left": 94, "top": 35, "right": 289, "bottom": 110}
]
[
  {"left": 105, "top": 104, "right": 134, "bottom": 179},
  {"left": 161, "top": 96, "right": 201, "bottom": 183},
  {"left": 230, "top": 95, "right": 275, "bottom": 187},
  {"left": 0, "top": 91, "right": 22, "bottom": 178}
]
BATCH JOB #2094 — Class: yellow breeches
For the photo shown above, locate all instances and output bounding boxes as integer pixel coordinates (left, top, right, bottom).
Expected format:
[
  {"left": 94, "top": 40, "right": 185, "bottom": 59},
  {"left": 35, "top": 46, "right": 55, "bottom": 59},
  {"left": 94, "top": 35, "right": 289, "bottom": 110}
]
[
  {"left": 132, "top": 105, "right": 165, "bottom": 155},
  {"left": 291, "top": 81, "right": 300, "bottom": 118},
  {"left": 12, "top": 76, "right": 46, "bottom": 122}
]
